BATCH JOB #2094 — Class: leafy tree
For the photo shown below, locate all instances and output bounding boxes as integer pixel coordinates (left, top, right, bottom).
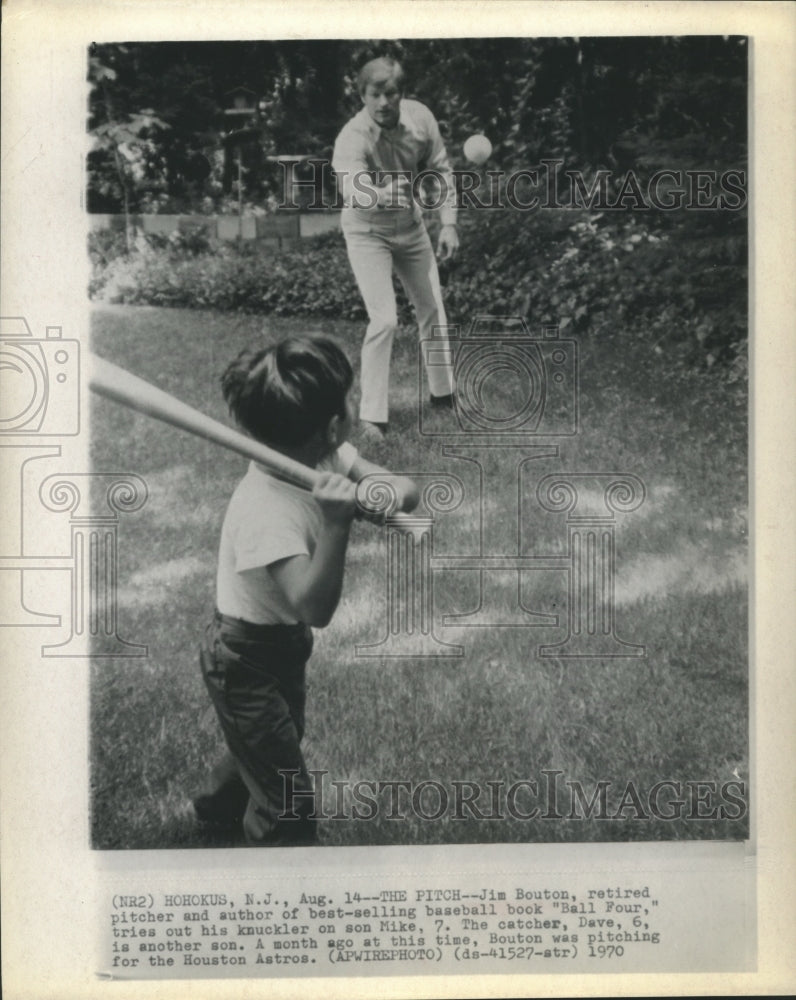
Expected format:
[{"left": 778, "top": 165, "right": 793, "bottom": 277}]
[
  {"left": 87, "top": 37, "right": 748, "bottom": 372},
  {"left": 88, "top": 51, "right": 170, "bottom": 246}
]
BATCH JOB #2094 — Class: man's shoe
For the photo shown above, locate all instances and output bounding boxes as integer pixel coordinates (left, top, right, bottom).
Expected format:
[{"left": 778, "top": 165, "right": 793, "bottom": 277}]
[
  {"left": 429, "top": 392, "right": 456, "bottom": 410},
  {"left": 193, "top": 793, "right": 246, "bottom": 829},
  {"left": 253, "top": 818, "right": 319, "bottom": 848},
  {"left": 359, "top": 420, "right": 388, "bottom": 442},
  {"left": 192, "top": 777, "right": 249, "bottom": 829}
]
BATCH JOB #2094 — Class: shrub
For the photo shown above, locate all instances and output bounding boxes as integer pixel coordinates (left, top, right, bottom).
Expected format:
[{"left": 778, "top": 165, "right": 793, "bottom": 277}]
[
  {"left": 91, "top": 230, "right": 368, "bottom": 319},
  {"left": 88, "top": 225, "right": 130, "bottom": 270},
  {"left": 446, "top": 206, "right": 747, "bottom": 371},
  {"left": 90, "top": 205, "right": 746, "bottom": 375}
]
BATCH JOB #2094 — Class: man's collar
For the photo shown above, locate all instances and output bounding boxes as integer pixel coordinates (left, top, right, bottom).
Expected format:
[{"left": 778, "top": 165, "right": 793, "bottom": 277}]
[{"left": 359, "top": 100, "right": 409, "bottom": 138}]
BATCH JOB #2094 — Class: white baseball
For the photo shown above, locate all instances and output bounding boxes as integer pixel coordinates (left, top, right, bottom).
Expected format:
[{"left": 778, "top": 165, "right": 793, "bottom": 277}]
[{"left": 463, "top": 134, "right": 493, "bottom": 165}]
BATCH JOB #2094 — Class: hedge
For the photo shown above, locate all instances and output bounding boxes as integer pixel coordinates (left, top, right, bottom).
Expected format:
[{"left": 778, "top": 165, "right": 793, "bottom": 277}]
[{"left": 89, "top": 207, "right": 747, "bottom": 375}]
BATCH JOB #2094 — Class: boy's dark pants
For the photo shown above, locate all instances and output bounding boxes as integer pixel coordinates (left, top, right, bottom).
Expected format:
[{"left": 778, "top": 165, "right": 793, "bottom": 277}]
[{"left": 199, "top": 610, "right": 316, "bottom": 845}]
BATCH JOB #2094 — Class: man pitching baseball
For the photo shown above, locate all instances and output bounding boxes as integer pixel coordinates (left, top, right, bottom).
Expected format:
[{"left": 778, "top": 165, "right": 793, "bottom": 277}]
[{"left": 332, "top": 55, "right": 459, "bottom": 440}]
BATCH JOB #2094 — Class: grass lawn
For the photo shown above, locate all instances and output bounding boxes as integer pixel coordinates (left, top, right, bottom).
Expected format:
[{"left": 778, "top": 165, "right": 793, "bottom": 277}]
[{"left": 90, "top": 303, "right": 748, "bottom": 848}]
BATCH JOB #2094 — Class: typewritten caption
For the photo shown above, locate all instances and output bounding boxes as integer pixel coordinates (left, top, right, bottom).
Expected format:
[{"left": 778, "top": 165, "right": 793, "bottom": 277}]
[{"left": 101, "top": 862, "right": 751, "bottom": 978}]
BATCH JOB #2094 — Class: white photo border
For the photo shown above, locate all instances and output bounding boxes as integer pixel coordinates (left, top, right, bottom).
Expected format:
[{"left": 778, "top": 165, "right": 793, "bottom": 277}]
[{"left": 1, "top": 1, "right": 794, "bottom": 997}]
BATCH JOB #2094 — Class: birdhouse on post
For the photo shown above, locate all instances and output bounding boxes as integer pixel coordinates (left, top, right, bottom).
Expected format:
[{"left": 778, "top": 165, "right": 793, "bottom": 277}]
[
  {"left": 221, "top": 86, "right": 264, "bottom": 221},
  {"left": 224, "top": 86, "right": 258, "bottom": 118}
]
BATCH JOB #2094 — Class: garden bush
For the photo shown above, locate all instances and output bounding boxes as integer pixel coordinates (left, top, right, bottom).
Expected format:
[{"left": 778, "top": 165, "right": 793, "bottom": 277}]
[
  {"left": 90, "top": 228, "right": 367, "bottom": 319},
  {"left": 449, "top": 205, "right": 747, "bottom": 373},
  {"left": 90, "top": 203, "right": 747, "bottom": 378}
]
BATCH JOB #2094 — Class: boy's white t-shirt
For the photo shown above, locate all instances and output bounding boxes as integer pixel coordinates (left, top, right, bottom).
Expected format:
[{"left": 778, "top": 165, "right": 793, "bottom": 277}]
[{"left": 216, "top": 442, "right": 358, "bottom": 625}]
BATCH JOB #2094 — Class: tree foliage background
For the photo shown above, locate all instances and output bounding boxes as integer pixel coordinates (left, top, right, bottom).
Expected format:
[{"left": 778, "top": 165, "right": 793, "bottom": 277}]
[
  {"left": 88, "top": 37, "right": 747, "bottom": 374},
  {"left": 88, "top": 37, "right": 746, "bottom": 210}
]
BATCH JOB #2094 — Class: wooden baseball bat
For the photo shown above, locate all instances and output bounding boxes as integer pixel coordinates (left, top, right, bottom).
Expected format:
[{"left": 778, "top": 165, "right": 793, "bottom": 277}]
[{"left": 88, "top": 353, "right": 409, "bottom": 527}]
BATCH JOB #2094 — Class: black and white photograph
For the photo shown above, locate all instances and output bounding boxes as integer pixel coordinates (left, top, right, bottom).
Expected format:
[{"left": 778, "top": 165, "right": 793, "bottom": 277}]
[
  {"left": 1, "top": 2, "right": 795, "bottom": 998},
  {"left": 86, "top": 35, "right": 750, "bottom": 849}
]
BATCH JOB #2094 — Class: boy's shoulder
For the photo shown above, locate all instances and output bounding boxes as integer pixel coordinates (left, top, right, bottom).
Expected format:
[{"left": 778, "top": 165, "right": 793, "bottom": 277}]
[
  {"left": 223, "top": 466, "right": 313, "bottom": 554},
  {"left": 232, "top": 462, "right": 304, "bottom": 503}
]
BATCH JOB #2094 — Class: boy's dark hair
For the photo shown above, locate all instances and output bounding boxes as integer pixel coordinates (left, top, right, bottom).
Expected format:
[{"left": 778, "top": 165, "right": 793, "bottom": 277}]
[{"left": 221, "top": 336, "right": 353, "bottom": 449}]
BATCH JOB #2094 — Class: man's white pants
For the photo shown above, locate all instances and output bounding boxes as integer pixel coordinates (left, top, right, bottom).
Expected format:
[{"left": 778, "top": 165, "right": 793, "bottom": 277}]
[{"left": 342, "top": 210, "right": 455, "bottom": 424}]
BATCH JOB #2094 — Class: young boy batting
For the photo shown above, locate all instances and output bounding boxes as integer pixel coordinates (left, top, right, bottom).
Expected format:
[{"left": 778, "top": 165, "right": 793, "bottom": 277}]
[{"left": 194, "top": 335, "right": 417, "bottom": 846}]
